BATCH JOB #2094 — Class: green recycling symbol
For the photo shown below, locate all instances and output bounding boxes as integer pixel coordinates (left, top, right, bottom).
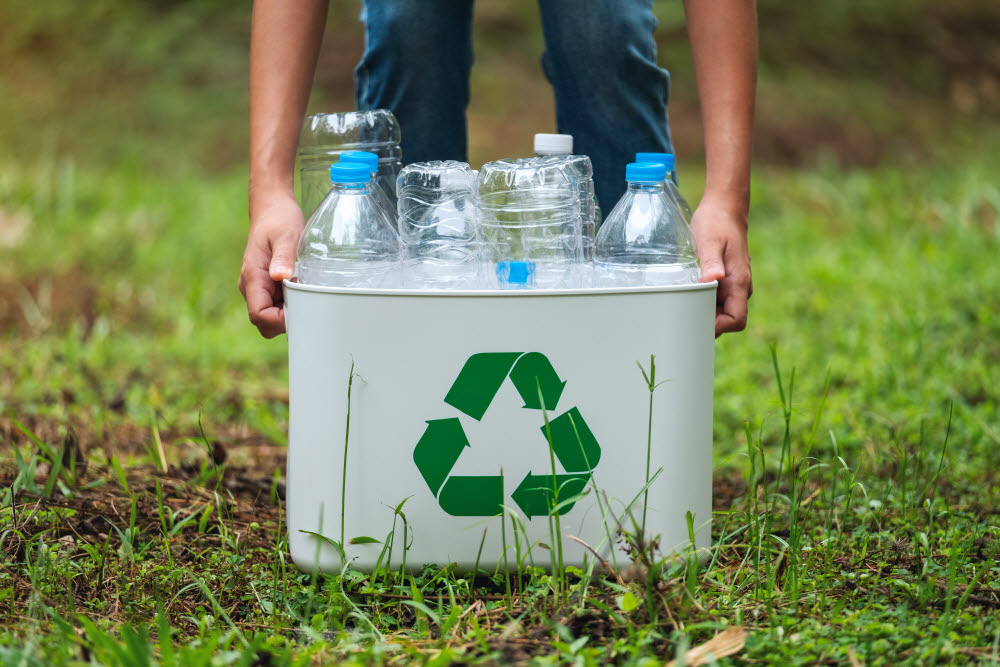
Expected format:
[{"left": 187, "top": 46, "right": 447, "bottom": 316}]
[{"left": 412, "top": 353, "right": 602, "bottom": 518}]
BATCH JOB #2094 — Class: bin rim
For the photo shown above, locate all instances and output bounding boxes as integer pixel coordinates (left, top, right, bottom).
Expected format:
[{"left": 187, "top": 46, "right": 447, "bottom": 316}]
[{"left": 283, "top": 279, "right": 717, "bottom": 297}]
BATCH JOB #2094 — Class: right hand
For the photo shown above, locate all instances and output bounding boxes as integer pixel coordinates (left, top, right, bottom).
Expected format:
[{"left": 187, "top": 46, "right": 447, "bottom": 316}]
[
  {"left": 689, "top": 196, "right": 752, "bottom": 337},
  {"left": 239, "top": 193, "right": 305, "bottom": 338}
]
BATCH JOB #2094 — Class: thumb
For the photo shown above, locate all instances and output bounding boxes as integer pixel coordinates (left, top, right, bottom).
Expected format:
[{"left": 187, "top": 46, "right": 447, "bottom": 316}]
[
  {"left": 698, "top": 236, "right": 726, "bottom": 284},
  {"left": 269, "top": 232, "right": 298, "bottom": 281}
]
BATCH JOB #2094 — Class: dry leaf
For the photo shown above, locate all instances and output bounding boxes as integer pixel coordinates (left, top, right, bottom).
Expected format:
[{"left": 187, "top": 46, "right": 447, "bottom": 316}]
[{"left": 667, "top": 627, "right": 747, "bottom": 667}]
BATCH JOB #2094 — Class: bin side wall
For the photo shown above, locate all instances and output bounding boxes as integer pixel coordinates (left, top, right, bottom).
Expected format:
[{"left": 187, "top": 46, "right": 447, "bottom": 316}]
[{"left": 285, "top": 287, "right": 715, "bottom": 573}]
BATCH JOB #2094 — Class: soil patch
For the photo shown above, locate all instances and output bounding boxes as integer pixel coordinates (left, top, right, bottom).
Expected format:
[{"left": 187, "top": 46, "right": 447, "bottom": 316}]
[{"left": 0, "top": 268, "right": 100, "bottom": 335}]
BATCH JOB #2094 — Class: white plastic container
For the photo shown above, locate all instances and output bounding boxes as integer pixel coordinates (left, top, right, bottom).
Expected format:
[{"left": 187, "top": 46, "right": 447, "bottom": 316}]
[{"left": 283, "top": 280, "right": 716, "bottom": 573}]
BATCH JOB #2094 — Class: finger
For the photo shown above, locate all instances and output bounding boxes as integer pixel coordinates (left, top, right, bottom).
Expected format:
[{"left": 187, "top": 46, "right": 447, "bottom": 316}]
[
  {"left": 244, "top": 270, "right": 287, "bottom": 337},
  {"left": 697, "top": 237, "right": 726, "bottom": 284},
  {"left": 269, "top": 229, "right": 300, "bottom": 282},
  {"left": 252, "top": 302, "right": 286, "bottom": 338},
  {"left": 256, "top": 310, "right": 286, "bottom": 339},
  {"left": 241, "top": 236, "right": 270, "bottom": 297},
  {"left": 714, "top": 286, "right": 750, "bottom": 336}
]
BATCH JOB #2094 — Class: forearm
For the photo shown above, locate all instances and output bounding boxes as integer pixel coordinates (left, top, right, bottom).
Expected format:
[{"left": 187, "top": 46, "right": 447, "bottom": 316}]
[
  {"left": 249, "top": 0, "right": 329, "bottom": 211},
  {"left": 682, "top": 0, "right": 757, "bottom": 218}
]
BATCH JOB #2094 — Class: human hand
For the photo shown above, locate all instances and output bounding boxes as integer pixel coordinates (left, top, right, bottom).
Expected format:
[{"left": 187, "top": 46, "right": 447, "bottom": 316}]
[
  {"left": 690, "top": 197, "right": 752, "bottom": 336},
  {"left": 238, "top": 193, "right": 305, "bottom": 338}
]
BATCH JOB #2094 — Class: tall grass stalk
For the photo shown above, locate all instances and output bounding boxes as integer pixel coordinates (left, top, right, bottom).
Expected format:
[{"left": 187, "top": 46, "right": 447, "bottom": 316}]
[
  {"left": 636, "top": 356, "right": 668, "bottom": 542},
  {"left": 271, "top": 500, "right": 285, "bottom": 625},
  {"left": 398, "top": 506, "right": 409, "bottom": 586},
  {"left": 499, "top": 469, "right": 512, "bottom": 607},
  {"left": 769, "top": 346, "right": 801, "bottom": 598},
  {"left": 538, "top": 380, "right": 565, "bottom": 602},
  {"left": 510, "top": 511, "right": 523, "bottom": 592},
  {"left": 341, "top": 359, "right": 357, "bottom": 557},
  {"left": 567, "top": 411, "right": 617, "bottom": 571},
  {"left": 472, "top": 527, "right": 487, "bottom": 589},
  {"left": 918, "top": 402, "right": 953, "bottom": 507}
]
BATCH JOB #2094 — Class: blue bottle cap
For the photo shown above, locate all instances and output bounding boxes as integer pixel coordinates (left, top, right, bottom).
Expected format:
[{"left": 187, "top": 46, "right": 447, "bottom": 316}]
[
  {"left": 329, "top": 162, "right": 372, "bottom": 184},
  {"left": 339, "top": 150, "right": 380, "bottom": 173},
  {"left": 625, "top": 162, "right": 667, "bottom": 183},
  {"left": 635, "top": 152, "right": 675, "bottom": 172},
  {"left": 496, "top": 261, "right": 535, "bottom": 285}
]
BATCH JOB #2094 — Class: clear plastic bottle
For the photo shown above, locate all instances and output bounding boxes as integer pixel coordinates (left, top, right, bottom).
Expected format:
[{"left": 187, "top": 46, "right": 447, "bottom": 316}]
[
  {"left": 294, "top": 162, "right": 402, "bottom": 288},
  {"left": 635, "top": 152, "right": 693, "bottom": 221},
  {"left": 477, "top": 158, "right": 585, "bottom": 289},
  {"left": 339, "top": 150, "right": 397, "bottom": 226},
  {"left": 534, "top": 134, "right": 602, "bottom": 260},
  {"left": 297, "top": 110, "right": 402, "bottom": 217},
  {"left": 594, "top": 162, "right": 699, "bottom": 287},
  {"left": 396, "top": 161, "right": 479, "bottom": 289}
]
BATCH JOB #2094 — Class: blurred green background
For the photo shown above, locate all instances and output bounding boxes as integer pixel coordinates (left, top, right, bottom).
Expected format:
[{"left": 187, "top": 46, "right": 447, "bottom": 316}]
[{"left": 0, "top": 0, "right": 998, "bottom": 459}]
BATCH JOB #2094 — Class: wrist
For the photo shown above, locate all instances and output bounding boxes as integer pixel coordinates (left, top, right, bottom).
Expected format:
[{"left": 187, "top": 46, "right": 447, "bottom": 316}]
[
  {"left": 249, "top": 177, "right": 297, "bottom": 218},
  {"left": 699, "top": 187, "right": 750, "bottom": 221},
  {"left": 248, "top": 126, "right": 298, "bottom": 208}
]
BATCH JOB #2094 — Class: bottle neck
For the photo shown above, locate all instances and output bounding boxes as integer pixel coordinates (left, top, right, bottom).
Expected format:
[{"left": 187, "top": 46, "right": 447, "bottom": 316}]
[
  {"left": 330, "top": 181, "right": 368, "bottom": 193},
  {"left": 627, "top": 181, "right": 665, "bottom": 193}
]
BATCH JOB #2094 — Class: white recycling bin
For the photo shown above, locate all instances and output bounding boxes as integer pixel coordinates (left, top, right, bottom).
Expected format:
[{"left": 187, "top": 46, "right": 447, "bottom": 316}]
[{"left": 283, "top": 280, "right": 717, "bottom": 573}]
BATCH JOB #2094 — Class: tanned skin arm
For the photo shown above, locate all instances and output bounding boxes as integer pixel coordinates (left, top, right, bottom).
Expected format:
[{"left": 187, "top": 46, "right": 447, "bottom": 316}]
[
  {"left": 240, "top": 0, "right": 329, "bottom": 338},
  {"left": 683, "top": 0, "right": 758, "bottom": 335}
]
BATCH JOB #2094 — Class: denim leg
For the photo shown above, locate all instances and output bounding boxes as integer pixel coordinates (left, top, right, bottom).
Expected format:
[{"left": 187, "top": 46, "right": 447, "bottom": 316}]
[
  {"left": 355, "top": 0, "right": 475, "bottom": 164},
  {"left": 537, "top": 0, "right": 673, "bottom": 214}
]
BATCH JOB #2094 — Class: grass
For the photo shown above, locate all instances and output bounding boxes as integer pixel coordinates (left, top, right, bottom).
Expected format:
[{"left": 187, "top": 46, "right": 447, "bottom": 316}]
[
  {"left": 2, "top": 1, "right": 1000, "bottom": 663},
  {"left": 2, "top": 145, "right": 999, "bottom": 664}
]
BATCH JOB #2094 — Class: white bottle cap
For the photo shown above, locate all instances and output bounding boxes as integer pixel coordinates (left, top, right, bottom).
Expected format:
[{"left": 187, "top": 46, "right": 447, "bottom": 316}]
[{"left": 534, "top": 133, "right": 574, "bottom": 156}]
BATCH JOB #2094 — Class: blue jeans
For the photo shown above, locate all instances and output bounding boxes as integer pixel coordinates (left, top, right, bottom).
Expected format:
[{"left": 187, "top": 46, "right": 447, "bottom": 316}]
[{"left": 355, "top": 0, "right": 674, "bottom": 213}]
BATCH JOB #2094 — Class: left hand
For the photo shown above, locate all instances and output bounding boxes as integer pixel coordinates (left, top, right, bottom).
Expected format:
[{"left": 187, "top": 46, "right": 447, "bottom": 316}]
[{"left": 690, "top": 197, "right": 752, "bottom": 337}]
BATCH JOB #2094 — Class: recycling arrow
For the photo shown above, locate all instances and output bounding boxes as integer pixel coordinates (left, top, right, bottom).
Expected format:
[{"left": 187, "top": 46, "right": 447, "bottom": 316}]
[
  {"left": 544, "top": 407, "right": 601, "bottom": 473},
  {"left": 444, "top": 352, "right": 521, "bottom": 421},
  {"left": 509, "top": 352, "right": 566, "bottom": 410},
  {"left": 413, "top": 418, "right": 469, "bottom": 496},
  {"left": 439, "top": 475, "right": 503, "bottom": 516},
  {"left": 413, "top": 352, "right": 603, "bottom": 519},
  {"left": 511, "top": 472, "right": 590, "bottom": 518}
]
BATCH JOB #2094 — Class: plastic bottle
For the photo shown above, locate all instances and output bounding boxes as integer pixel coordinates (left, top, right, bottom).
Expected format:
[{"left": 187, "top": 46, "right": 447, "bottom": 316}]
[
  {"left": 533, "top": 134, "right": 601, "bottom": 260},
  {"left": 477, "top": 158, "right": 585, "bottom": 289},
  {"left": 594, "top": 162, "right": 699, "bottom": 287},
  {"left": 635, "top": 152, "right": 693, "bottom": 221},
  {"left": 396, "top": 161, "right": 479, "bottom": 289},
  {"left": 339, "top": 150, "right": 397, "bottom": 226},
  {"left": 297, "top": 110, "right": 402, "bottom": 217},
  {"left": 294, "top": 162, "right": 402, "bottom": 288}
]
